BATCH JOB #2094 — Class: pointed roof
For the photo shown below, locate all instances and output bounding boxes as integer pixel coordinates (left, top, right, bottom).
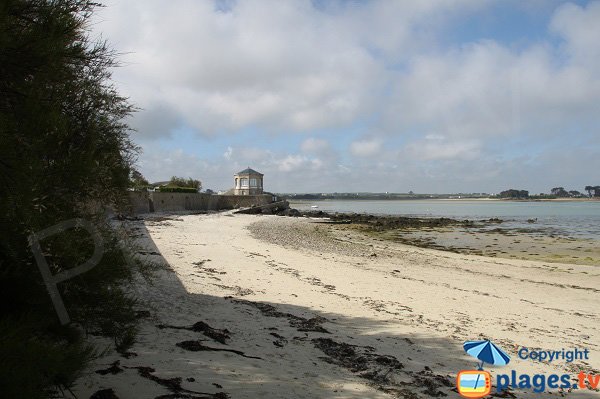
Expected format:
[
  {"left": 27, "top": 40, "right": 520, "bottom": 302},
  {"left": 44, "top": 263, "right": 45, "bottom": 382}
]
[{"left": 236, "top": 167, "right": 263, "bottom": 176}]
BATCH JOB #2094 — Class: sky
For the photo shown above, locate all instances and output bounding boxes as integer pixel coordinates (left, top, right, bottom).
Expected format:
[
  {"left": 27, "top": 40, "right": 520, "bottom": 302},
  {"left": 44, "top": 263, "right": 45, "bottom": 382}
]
[{"left": 92, "top": 0, "right": 600, "bottom": 194}]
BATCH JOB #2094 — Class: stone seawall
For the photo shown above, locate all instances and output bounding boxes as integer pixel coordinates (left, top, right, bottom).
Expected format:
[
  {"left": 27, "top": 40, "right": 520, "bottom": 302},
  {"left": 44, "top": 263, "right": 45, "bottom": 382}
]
[{"left": 128, "top": 191, "right": 275, "bottom": 214}]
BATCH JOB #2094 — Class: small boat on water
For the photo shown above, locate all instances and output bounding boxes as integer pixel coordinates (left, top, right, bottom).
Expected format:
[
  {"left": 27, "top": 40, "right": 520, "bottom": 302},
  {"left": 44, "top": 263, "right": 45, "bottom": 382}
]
[{"left": 311, "top": 205, "right": 319, "bottom": 209}]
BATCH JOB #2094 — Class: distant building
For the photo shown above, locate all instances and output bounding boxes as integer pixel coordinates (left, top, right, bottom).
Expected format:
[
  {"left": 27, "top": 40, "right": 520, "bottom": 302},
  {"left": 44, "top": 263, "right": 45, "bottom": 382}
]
[{"left": 234, "top": 167, "right": 264, "bottom": 195}]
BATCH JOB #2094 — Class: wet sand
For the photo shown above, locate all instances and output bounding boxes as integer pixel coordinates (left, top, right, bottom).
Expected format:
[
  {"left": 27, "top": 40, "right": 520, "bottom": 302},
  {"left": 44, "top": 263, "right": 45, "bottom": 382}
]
[
  {"left": 370, "top": 225, "right": 600, "bottom": 266},
  {"left": 74, "top": 213, "right": 599, "bottom": 398}
]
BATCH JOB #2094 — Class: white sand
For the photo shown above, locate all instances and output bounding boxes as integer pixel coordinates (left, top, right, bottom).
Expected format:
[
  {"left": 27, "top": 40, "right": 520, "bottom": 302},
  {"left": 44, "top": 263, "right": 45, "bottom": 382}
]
[{"left": 74, "top": 212, "right": 600, "bottom": 398}]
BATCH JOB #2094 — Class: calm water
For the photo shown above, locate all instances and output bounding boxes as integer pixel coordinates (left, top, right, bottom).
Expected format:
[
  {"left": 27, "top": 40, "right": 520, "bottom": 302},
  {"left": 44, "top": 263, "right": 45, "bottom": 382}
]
[{"left": 289, "top": 199, "right": 600, "bottom": 239}]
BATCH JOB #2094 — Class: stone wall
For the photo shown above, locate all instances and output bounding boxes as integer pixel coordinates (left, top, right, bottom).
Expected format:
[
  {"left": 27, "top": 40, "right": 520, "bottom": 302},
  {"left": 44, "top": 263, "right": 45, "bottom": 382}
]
[
  {"left": 217, "top": 194, "right": 273, "bottom": 210},
  {"left": 127, "top": 191, "right": 274, "bottom": 214},
  {"left": 128, "top": 191, "right": 151, "bottom": 214},
  {"left": 151, "top": 192, "right": 220, "bottom": 212}
]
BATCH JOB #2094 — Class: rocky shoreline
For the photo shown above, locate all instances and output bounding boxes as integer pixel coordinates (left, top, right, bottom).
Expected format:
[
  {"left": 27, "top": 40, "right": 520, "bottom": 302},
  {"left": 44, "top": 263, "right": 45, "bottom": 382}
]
[
  {"left": 277, "top": 208, "right": 503, "bottom": 230},
  {"left": 267, "top": 209, "right": 599, "bottom": 265}
]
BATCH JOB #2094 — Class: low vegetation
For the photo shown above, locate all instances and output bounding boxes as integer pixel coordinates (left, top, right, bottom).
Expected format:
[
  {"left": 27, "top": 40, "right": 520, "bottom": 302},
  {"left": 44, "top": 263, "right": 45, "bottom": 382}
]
[
  {"left": 499, "top": 186, "right": 598, "bottom": 199},
  {"left": 158, "top": 176, "right": 202, "bottom": 192},
  {"left": 168, "top": 176, "right": 202, "bottom": 190}
]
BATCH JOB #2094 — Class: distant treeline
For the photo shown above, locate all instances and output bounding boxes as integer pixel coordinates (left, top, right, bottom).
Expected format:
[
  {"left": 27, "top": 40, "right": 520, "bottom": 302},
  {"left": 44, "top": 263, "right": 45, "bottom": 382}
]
[
  {"left": 281, "top": 186, "right": 600, "bottom": 200},
  {"left": 130, "top": 173, "right": 202, "bottom": 192},
  {"left": 282, "top": 193, "right": 490, "bottom": 200},
  {"left": 498, "top": 189, "right": 530, "bottom": 199},
  {"left": 499, "top": 186, "right": 600, "bottom": 199}
]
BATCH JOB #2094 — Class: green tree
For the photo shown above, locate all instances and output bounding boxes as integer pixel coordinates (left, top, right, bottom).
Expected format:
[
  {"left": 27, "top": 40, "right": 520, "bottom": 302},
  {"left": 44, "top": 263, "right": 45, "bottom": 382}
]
[
  {"left": 585, "top": 185, "right": 594, "bottom": 197},
  {"left": 499, "top": 189, "right": 529, "bottom": 199},
  {"left": 568, "top": 190, "right": 582, "bottom": 197},
  {"left": 130, "top": 169, "right": 150, "bottom": 190},
  {"left": 584, "top": 185, "right": 600, "bottom": 197},
  {"left": 0, "top": 1, "right": 149, "bottom": 397},
  {"left": 169, "top": 175, "right": 202, "bottom": 190},
  {"left": 550, "top": 187, "right": 569, "bottom": 197}
]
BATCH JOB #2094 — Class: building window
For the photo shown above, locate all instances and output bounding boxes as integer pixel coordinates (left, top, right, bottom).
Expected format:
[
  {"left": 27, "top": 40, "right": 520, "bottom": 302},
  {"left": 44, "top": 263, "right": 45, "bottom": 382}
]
[
  {"left": 250, "top": 178, "right": 257, "bottom": 187},
  {"left": 241, "top": 178, "right": 249, "bottom": 188}
]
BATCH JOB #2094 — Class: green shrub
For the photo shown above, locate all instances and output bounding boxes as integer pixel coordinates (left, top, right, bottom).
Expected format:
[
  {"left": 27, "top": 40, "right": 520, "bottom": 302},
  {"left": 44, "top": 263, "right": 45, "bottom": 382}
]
[
  {"left": 0, "top": 318, "right": 96, "bottom": 399},
  {"left": 159, "top": 186, "right": 199, "bottom": 193},
  {"left": 169, "top": 176, "right": 201, "bottom": 190},
  {"left": 0, "top": 1, "right": 154, "bottom": 397}
]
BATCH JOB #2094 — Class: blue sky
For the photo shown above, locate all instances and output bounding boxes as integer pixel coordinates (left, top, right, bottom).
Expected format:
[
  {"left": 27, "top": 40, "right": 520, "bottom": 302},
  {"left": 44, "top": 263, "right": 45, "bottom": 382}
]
[{"left": 94, "top": 0, "right": 600, "bottom": 193}]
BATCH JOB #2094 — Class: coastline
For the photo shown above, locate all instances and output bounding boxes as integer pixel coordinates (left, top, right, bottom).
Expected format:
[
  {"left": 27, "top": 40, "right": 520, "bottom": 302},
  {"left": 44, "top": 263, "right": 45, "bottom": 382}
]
[
  {"left": 288, "top": 197, "right": 600, "bottom": 202},
  {"left": 276, "top": 210, "right": 600, "bottom": 266},
  {"left": 74, "top": 212, "right": 599, "bottom": 399},
  {"left": 283, "top": 203, "right": 600, "bottom": 266}
]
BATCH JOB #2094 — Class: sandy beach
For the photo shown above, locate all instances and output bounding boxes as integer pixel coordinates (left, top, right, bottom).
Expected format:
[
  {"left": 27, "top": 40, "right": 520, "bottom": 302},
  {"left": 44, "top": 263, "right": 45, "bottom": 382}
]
[{"left": 74, "top": 212, "right": 600, "bottom": 398}]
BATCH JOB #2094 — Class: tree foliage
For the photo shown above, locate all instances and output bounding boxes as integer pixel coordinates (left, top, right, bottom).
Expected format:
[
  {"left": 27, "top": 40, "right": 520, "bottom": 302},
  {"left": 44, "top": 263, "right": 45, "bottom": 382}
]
[
  {"left": 168, "top": 176, "right": 202, "bottom": 190},
  {"left": 568, "top": 190, "right": 582, "bottom": 197},
  {"left": 584, "top": 185, "right": 600, "bottom": 197},
  {"left": 130, "top": 169, "right": 150, "bottom": 190},
  {"left": 499, "top": 189, "right": 529, "bottom": 199},
  {"left": 550, "top": 187, "right": 569, "bottom": 197},
  {"left": 0, "top": 1, "right": 148, "bottom": 397}
]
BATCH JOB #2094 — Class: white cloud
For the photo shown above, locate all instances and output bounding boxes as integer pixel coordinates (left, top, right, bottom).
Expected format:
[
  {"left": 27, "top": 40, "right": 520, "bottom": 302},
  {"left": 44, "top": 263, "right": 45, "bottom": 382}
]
[
  {"left": 277, "top": 155, "right": 305, "bottom": 172},
  {"left": 139, "top": 149, "right": 213, "bottom": 184},
  {"left": 385, "top": 33, "right": 600, "bottom": 144},
  {"left": 223, "top": 146, "right": 233, "bottom": 160},
  {"left": 301, "top": 138, "right": 330, "bottom": 153},
  {"left": 277, "top": 154, "right": 324, "bottom": 172},
  {"left": 129, "top": 102, "right": 181, "bottom": 140},
  {"left": 550, "top": 1, "right": 600, "bottom": 69},
  {"left": 350, "top": 138, "right": 382, "bottom": 157},
  {"left": 93, "top": 0, "right": 489, "bottom": 136},
  {"left": 94, "top": 0, "right": 394, "bottom": 135},
  {"left": 405, "top": 136, "right": 480, "bottom": 161}
]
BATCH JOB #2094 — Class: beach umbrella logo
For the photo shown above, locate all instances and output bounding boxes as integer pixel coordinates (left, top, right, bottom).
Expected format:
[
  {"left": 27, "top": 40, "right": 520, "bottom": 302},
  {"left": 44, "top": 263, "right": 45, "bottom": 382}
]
[
  {"left": 457, "top": 340, "right": 510, "bottom": 398},
  {"left": 463, "top": 340, "right": 511, "bottom": 370}
]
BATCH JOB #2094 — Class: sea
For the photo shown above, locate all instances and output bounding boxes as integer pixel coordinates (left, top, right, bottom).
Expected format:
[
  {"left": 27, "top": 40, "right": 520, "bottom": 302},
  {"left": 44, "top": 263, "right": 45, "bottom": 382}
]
[{"left": 288, "top": 199, "right": 600, "bottom": 240}]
